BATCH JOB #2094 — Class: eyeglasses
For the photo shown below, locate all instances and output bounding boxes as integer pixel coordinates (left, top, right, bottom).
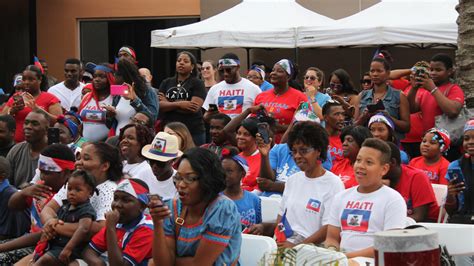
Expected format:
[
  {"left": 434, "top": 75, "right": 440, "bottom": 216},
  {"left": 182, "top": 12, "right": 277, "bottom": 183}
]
[
  {"left": 130, "top": 117, "right": 148, "bottom": 127},
  {"left": 173, "top": 173, "right": 199, "bottom": 184},
  {"left": 289, "top": 147, "right": 315, "bottom": 156},
  {"left": 304, "top": 76, "right": 317, "bottom": 81},
  {"left": 329, "top": 83, "right": 343, "bottom": 89},
  {"left": 361, "top": 79, "right": 371, "bottom": 85},
  {"left": 201, "top": 66, "right": 211, "bottom": 71}
]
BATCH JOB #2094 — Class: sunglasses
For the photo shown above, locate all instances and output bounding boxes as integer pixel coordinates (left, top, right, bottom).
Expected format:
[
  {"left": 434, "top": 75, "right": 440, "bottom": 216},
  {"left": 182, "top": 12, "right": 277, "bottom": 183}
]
[
  {"left": 304, "top": 76, "right": 317, "bottom": 81},
  {"left": 329, "top": 83, "right": 343, "bottom": 89},
  {"left": 361, "top": 79, "right": 372, "bottom": 85},
  {"left": 201, "top": 66, "right": 211, "bottom": 71}
]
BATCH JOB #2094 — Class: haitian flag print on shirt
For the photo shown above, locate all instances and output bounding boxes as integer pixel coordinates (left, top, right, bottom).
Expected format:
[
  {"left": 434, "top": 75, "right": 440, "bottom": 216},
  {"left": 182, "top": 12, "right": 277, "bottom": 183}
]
[
  {"left": 306, "top": 199, "right": 321, "bottom": 213},
  {"left": 218, "top": 89, "right": 244, "bottom": 116},
  {"left": 341, "top": 200, "right": 373, "bottom": 232}
]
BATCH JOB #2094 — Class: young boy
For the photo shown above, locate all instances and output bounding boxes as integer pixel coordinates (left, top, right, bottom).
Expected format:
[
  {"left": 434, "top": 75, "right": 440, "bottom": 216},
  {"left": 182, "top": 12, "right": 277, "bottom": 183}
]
[
  {"left": 0, "top": 157, "right": 30, "bottom": 240},
  {"left": 221, "top": 148, "right": 262, "bottom": 230},
  {"left": 409, "top": 128, "right": 450, "bottom": 184},
  {"left": 83, "top": 179, "right": 154, "bottom": 266},
  {"left": 33, "top": 170, "right": 97, "bottom": 265},
  {"left": 0, "top": 144, "right": 75, "bottom": 265},
  {"left": 325, "top": 138, "right": 407, "bottom": 258}
]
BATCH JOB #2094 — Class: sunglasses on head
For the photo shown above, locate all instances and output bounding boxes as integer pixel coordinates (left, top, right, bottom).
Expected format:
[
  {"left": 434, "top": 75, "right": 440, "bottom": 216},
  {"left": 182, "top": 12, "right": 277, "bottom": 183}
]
[{"left": 304, "top": 75, "right": 317, "bottom": 81}]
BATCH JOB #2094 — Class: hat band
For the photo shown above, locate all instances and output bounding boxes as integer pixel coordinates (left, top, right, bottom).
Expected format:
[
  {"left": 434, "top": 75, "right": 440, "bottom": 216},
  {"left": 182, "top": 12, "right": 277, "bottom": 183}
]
[
  {"left": 149, "top": 149, "right": 178, "bottom": 158},
  {"left": 219, "top": 58, "right": 240, "bottom": 67}
]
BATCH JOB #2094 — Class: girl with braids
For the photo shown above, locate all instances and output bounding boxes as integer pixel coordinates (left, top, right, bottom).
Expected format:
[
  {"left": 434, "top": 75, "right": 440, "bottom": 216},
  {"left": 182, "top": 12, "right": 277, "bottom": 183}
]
[{"left": 2, "top": 65, "right": 62, "bottom": 143}]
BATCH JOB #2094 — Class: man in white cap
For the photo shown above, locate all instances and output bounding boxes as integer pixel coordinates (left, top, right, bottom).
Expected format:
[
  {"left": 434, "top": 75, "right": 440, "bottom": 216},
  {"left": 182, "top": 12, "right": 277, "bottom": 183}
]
[{"left": 141, "top": 131, "right": 182, "bottom": 201}]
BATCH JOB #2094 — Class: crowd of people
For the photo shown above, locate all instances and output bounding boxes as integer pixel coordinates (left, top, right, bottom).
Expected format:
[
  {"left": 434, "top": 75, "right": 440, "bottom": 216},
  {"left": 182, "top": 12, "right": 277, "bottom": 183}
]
[{"left": 0, "top": 45, "right": 472, "bottom": 265}]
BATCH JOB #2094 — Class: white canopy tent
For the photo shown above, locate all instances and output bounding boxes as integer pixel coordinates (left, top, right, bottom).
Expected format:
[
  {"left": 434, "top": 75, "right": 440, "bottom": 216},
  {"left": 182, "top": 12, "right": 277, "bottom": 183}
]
[
  {"left": 297, "top": 0, "right": 458, "bottom": 48},
  {"left": 150, "top": 0, "right": 334, "bottom": 49}
]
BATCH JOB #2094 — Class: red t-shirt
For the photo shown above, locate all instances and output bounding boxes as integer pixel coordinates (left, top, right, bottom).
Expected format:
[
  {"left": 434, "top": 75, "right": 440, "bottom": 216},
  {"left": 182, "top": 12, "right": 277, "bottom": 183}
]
[
  {"left": 254, "top": 87, "right": 308, "bottom": 143},
  {"left": 330, "top": 158, "right": 358, "bottom": 189},
  {"left": 240, "top": 151, "right": 261, "bottom": 192},
  {"left": 328, "top": 135, "right": 344, "bottom": 164},
  {"left": 90, "top": 215, "right": 154, "bottom": 265},
  {"left": 402, "top": 86, "right": 425, "bottom": 143},
  {"left": 396, "top": 165, "right": 440, "bottom": 221},
  {"left": 416, "top": 82, "right": 465, "bottom": 132},
  {"left": 7, "top": 92, "right": 60, "bottom": 143},
  {"left": 408, "top": 156, "right": 449, "bottom": 185},
  {"left": 390, "top": 78, "right": 410, "bottom": 91}
]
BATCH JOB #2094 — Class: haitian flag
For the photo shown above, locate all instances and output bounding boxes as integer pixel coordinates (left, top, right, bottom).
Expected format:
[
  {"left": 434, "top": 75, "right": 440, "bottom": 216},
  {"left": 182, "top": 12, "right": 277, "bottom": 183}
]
[
  {"left": 341, "top": 209, "right": 371, "bottom": 232},
  {"left": 306, "top": 199, "right": 321, "bottom": 213},
  {"left": 274, "top": 210, "right": 293, "bottom": 243},
  {"left": 217, "top": 95, "right": 244, "bottom": 116},
  {"left": 34, "top": 56, "right": 44, "bottom": 74}
]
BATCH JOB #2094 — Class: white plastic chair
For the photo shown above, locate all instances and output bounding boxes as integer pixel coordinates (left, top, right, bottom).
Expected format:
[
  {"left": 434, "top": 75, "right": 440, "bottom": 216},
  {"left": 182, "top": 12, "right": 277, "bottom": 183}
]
[
  {"left": 240, "top": 234, "right": 277, "bottom": 265},
  {"left": 431, "top": 184, "right": 448, "bottom": 223},
  {"left": 417, "top": 222, "right": 474, "bottom": 256},
  {"left": 260, "top": 196, "right": 281, "bottom": 223}
]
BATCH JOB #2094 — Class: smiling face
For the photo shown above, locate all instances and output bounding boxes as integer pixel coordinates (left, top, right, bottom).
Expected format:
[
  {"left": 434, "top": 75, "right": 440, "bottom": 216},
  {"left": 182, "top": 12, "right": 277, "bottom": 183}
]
[
  {"left": 23, "top": 112, "right": 48, "bottom": 144},
  {"left": 247, "top": 70, "right": 263, "bottom": 86},
  {"left": 354, "top": 147, "right": 389, "bottom": 192},
  {"left": 370, "top": 61, "right": 390, "bottom": 86},
  {"left": 112, "top": 190, "right": 144, "bottom": 224},
  {"left": 175, "top": 159, "right": 203, "bottom": 206},
  {"left": 201, "top": 61, "right": 216, "bottom": 80},
  {"left": 75, "top": 144, "right": 108, "bottom": 181},
  {"left": 176, "top": 53, "right": 194, "bottom": 76},
  {"left": 420, "top": 132, "right": 441, "bottom": 159},
  {"left": 463, "top": 130, "right": 474, "bottom": 158},
  {"left": 269, "top": 64, "right": 289, "bottom": 86},
  {"left": 304, "top": 70, "right": 321, "bottom": 89},
  {"left": 119, "top": 127, "right": 141, "bottom": 162},
  {"left": 290, "top": 141, "right": 320, "bottom": 174},
  {"left": 236, "top": 126, "right": 256, "bottom": 152}
]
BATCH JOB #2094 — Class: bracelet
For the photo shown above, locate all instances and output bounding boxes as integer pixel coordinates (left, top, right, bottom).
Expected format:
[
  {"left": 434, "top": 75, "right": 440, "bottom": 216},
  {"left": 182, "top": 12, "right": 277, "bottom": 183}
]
[
  {"left": 430, "top": 87, "right": 439, "bottom": 95},
  {"left": 326, "top": 245, "right": 339, "bottom": 251}
]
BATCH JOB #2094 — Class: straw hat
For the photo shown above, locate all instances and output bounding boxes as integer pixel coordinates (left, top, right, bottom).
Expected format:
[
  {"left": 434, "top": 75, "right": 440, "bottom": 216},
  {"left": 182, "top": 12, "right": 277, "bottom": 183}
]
[{"left": 141, "top": 132, "right": 183, "bottom": 162}]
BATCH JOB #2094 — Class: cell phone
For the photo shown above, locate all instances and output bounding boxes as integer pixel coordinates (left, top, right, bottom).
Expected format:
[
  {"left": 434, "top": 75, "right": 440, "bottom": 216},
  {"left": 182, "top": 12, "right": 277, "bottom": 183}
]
[
  {"left": 367, "top": 100, "right": 385, "bottom": 113},
  {"left": 257, "top": 123, "right": 270, "bottom": 144},
  {"left": 208, "top": 104, "right": 218, "bottom": 112},
  {"left": 47, "top": 127, "right": 60, "bottom": 145},
  {"left": 448, "top": 169, "right": 463, "bottom": 185},
  {"left": 148, "top": 194, "right": 164, "bottom": 207},
  {"left": 13, "top": 94, "right": 24, "bottom": 106},
  {"left": 110, "top": 85, "right": 129, "bottom": 96}
]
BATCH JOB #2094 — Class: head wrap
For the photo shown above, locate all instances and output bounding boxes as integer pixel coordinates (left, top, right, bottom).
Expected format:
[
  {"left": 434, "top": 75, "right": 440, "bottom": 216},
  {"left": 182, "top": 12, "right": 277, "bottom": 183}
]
[
  {"left": 465, "top": 119, "right": 474, "bottom": 133},
  {"left": 218, "top": 58, "right": 240, "bottom": 67},
  {"left": 118, "top": 47, "right": 137, "bottom": 60},
  {"left": 56, "top": 115, "right": 79, "bottom": 139},
  {"left": 275, "top": 59, "right": 293, "bottom": 76},
  {"left": 368, "top": 112, "right": 395, "bottom": 130},
  {"left": 240, "top": 118, "right": 259, "bottom": 138},
  {"left": 38, "top": 154, "right": 75, "bottom": 172},
  {"left": 65, "top": 111, "right": 82, "bottom": 123},
  {"left": 221, "top": 149, "right": 249, "bottom": 175},
  {"left": 94, "top": 65, "right": 113, "bottom": 73},
  {"left": 116, "top": 179, "right": 149, "bottom": 205},
  {"left": 426, "top": 128, "right": 451, "bottom": 153},
  {"left": 250, "top": 65, "right": 265, "bottom": 80},
  {"left": 13, "top": 75, "right": 22, "bottom": 87}
]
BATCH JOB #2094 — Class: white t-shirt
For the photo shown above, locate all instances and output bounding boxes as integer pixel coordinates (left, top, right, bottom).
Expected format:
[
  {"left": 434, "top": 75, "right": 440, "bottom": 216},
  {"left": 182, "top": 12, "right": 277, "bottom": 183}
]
[
  {"left": 115, "top": 97, "right": 136, "bottom": 136},
  {"left": 80, "top": 95, "right": 113, "bottom": 142},
  {"left": 328, "top": 185, "right": 407, "bottom": 252},
  {"left": 48, "top": 81, "right": 84, "bottom": 111},
  {"left": 53, "top": 180, "right": 117, "bottom": 221},
  {"left": 123, "top": 161, "right": 177, "bottom": 201},
  {"left": 202, "top": 78, "right": 261, "bottom": 119},
  {"left": 279, "top": 171, "right": 345, "bottom": 242}
]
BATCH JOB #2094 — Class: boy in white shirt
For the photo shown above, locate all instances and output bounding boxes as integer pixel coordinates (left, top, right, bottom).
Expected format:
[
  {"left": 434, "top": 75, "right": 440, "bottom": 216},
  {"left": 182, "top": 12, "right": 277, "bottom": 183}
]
[{"left": 325, "top": 138, "right": 407, "bottom": 258}]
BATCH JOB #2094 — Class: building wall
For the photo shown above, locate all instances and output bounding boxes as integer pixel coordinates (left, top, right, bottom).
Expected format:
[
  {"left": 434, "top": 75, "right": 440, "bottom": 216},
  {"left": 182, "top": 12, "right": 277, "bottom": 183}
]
[{"left": 36, "top": 0, "right": 200, "bottom": 79}]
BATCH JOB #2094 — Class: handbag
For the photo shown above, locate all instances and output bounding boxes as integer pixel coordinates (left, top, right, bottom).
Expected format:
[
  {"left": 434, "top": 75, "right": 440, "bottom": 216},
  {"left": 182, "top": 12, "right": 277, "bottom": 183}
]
[{"left": 434, "top": 85, "right": 474, "bottom": 144}]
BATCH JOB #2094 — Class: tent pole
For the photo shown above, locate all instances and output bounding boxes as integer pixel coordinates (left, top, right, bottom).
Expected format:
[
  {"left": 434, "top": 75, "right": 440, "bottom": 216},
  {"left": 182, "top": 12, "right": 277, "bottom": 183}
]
[
  {"left": 294, "top": 47, "right": 299, "bottom": 65},
  {"left": 246, "top": 48, "right": 251, "bottom": 69}
]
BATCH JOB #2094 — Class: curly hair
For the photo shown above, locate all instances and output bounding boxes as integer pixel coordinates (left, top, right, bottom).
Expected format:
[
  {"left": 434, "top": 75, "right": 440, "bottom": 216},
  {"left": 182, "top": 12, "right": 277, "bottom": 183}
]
[
  {"left": 180, "top": 147, "right": 226, "bottom": 203},
  {"left": 69, "top": 169, "right": 98, "bottom": 195},
  {"left": 89, "top": 142, "right": 123, "bottom": 181},
  {"left": 287, "top": 121, "right": 329, "bottom": 161},
  {"left": 115, "top": 59, "right": 147, "bottom": 100},
  {"left": 119, "top": 123, "right": 154, "bottom": 158},
  {"left": 340, "top": 126, "right": 373, "bottom": 148}
]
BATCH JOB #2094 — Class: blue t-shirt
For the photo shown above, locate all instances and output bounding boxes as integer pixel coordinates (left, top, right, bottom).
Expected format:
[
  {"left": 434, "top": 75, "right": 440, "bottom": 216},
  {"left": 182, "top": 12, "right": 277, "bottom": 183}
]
[
  {"left": 232, "top": 191, "right": 262, "bottom": 229},
  {"left": 0, "top": 179, "right": 30, "bottom": 238},
  {"left": 164, "top": 196, "right": 242, "bottom": 265},
  {"left": 260, "top": 80, "right": 274, "bottom": 92},
  {"left": 312, "top": 92, "right": 331, "bottom": 108},
  {"left": 446, "top": 158, "right": 474, "bottom": 212},
  {"left": 401, "top": 150, "right": 409, "bottom": 165}
]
